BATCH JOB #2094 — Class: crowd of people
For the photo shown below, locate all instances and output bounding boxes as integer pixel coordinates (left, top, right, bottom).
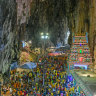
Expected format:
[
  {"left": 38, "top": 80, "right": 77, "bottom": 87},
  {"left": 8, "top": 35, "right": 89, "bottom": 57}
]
[{"left": 1, "top": 56, "right": 85, "bottom": 96}]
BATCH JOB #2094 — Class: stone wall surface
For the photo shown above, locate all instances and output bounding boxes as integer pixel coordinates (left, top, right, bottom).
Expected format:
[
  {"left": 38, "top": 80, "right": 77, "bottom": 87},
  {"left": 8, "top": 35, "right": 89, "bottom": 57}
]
[
  {"left": 11, "top": 0, "right": 96, "bottom": 62},
  {"left": 16, "top": 0, "right": 32, "bottom": 25},
  {"left": 27, "top": 0, "right": 96, "bottom": 58},
  {"left": 0, "top": 0, "right": 19, "bottom": 74},
  {"left": 0, "top": 5, "right": 3, "bottom": 46},
  {"left": 67, "top": 0, "right": 96, "bottom": 59},
  {"left": 27, "top": 0, "right": 71, "bottom": 47}
]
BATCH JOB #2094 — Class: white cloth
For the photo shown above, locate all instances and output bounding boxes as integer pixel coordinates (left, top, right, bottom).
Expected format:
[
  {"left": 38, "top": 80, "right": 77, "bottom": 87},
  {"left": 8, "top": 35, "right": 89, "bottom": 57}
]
[{"left": 10, "top": 88, "right": 12, "bottom": 93}]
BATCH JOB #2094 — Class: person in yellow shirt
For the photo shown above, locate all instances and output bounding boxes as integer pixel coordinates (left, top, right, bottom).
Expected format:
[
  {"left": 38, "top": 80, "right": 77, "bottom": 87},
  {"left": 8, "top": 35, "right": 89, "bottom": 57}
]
[
  {"left": 58, "top": 83, "right": 59, "bottom": 88},
  {"left": 72, "top": 86, "right": 75, "bottom": 93},
  {"left": 51, "top": 92, "right": 53, "bottom": 96},
  {"left": 65, "top": 87, "right": 67, "bottom": 92},
  {"left": 19, "top": 83, "right": 21, "bottom": 88},
  {"left": 48, "top": 88, "right": 51, "bottom": 93},
  {"left": 70, "top": 87, "right": 72, "bottom": 92},
  {"left": 62, "top": 79, "right": 65, "bottom": 83},
  {"left": 61, "top": 74, "right": 63, "bottom": 79},
  {"left": 17, "top": 90, "right": 20, "bottom": 96},
  {"left": 66, "top": 92, "right": 69, "bottom": 96},
  {"left": 57, "top": 90, "right": 60, "bottom": 95}
]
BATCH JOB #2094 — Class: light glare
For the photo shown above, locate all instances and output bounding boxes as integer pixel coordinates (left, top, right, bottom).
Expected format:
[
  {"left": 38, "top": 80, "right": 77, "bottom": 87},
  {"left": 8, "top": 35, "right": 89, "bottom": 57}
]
[
  {"left": 41, "top": 33, "right": 44, "bottom": 35},
  {"left": 41, "top": 36, "right": 44, "bottom": 39},
  {"left": 29, "top": 40, "right": 32, "bottom": 44},
  {"left": 46, "top": 33, "right": 49, "bottom": 35},
  {"left": 45, "top": 36, "right": 48, "bottom": 39}
]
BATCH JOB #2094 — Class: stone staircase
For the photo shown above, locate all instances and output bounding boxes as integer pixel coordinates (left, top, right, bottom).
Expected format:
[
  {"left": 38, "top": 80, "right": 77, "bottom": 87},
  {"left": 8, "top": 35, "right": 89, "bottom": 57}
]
[{"left": 70, "top": 70, "right": 93, "bottom": 96}]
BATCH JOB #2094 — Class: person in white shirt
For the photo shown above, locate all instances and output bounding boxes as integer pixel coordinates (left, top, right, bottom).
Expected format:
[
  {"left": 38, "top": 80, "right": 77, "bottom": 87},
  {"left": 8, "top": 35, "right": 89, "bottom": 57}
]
[{"left": 9, "top": 87, "right": 12, "bottom": 94}]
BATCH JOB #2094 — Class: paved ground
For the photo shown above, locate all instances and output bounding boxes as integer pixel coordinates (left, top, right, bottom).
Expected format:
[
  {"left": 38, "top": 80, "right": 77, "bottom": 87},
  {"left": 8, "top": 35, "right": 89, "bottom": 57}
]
[{"left": 74, "top": 69, "right": 96, "bottom": 96}]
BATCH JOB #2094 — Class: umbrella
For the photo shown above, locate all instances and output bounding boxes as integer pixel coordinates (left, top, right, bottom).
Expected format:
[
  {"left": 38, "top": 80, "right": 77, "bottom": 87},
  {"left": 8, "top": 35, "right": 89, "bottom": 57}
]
[
  {"left": 20, "top": 62, "right": 37, "bottom": 69},
  {"left": 10, "top": 62, "right": 18, "bottom": 70}
]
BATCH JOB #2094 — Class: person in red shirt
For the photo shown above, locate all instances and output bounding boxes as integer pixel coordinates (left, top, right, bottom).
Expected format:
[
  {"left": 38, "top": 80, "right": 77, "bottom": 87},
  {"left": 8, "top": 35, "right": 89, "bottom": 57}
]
[{"left": 20, "top": 90, "right": 22, "bottom": 96}]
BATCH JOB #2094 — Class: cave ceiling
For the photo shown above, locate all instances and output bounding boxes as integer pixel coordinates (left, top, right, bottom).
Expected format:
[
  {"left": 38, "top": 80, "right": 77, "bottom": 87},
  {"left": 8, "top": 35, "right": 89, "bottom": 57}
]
[
  {"left": 24, "top": 0, "right": 95, "bottom": 57},
  {"left": 22, "top": 0, "right": 78, "bottom": 47},
  {"left": 0, "top": 0, "right": 96, "bottom": 73},
  {"left": 0, "top": 0, "right": 95, "bottom": 53}
]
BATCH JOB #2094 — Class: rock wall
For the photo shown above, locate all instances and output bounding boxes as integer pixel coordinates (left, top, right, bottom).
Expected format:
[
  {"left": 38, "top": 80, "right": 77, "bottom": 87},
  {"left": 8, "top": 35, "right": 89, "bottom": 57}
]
[
  {"left": 16, "top": 0, "right": 32, "bottom": 25},
  {"left": 25, "top": 0, "right": 96, "bottom": 59},
  {"left": 89, "top": 0, "right": 96, "bottom": 59},
  {"left": 0, "top": 0, "right": 19, "bottom": 74},
  {"left": 67, "top": 0, "right": 96, "bottom": 59},
  {"left": 26, "top": 0, "right": 70, "bottom": 47}
]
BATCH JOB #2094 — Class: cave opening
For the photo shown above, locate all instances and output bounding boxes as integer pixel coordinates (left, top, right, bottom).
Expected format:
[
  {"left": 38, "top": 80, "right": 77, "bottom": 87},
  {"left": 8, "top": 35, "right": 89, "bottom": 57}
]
[{"left": 0, "top": 0, "right": 96, "bottom": 95}]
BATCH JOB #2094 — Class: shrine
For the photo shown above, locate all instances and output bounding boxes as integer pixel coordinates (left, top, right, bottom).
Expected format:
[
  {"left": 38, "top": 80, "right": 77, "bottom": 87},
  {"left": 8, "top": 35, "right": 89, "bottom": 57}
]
[{"left": 68, "top": 32, "right": 93, "bottom": 70}]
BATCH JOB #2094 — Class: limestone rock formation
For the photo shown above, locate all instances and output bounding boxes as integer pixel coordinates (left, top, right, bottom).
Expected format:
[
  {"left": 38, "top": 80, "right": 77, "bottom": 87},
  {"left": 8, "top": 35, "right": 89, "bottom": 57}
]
[
  {"left": 67, "top": 0, "right": 96, "bottom": 58},
  {"left": 0, "top": 0, "right": 19, "bottom": 74}
]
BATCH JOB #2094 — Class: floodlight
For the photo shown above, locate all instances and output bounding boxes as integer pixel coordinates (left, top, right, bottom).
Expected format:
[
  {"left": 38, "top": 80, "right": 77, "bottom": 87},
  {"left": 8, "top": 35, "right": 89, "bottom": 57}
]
[
  {"left": 41, "top": 33, "right": 44, "bottom": 35},
  {"left": 41, "top": 36, "right": 45, "bottom": 39}
]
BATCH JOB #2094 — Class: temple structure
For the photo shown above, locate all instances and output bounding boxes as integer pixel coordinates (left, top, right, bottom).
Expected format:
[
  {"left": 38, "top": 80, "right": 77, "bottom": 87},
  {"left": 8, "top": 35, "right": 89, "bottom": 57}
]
[{"left": 68, "top": 32, "right": 93, "bottom": 70}]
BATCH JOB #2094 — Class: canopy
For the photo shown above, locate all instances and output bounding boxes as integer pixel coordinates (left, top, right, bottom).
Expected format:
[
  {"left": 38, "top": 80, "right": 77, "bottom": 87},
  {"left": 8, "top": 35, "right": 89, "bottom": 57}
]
[
  {"left": 10, "top": 62, "right": 18, "bottom": 70},
  {"left": 20, "top": 62, "right": 37, "bottom": 69},
  {"left": 48, "top": 52, "right": 61, "bottom": 56}
]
